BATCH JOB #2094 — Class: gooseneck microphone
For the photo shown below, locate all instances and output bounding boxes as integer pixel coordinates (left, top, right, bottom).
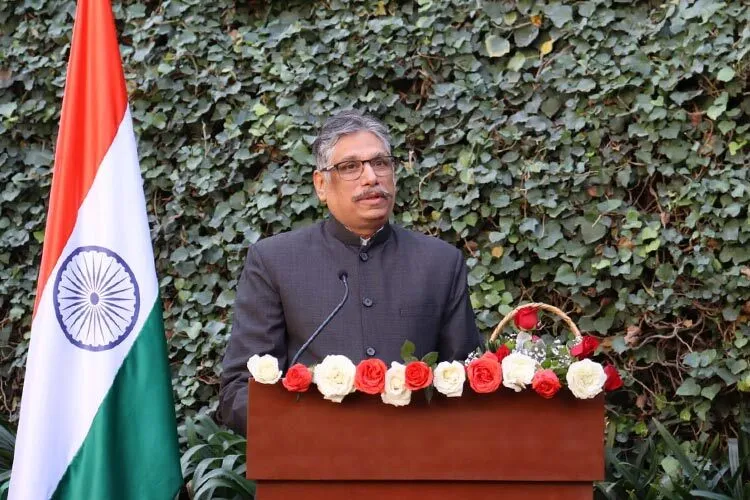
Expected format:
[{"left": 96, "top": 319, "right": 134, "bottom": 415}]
[{"left": 288, "top": 270, "right": 349, "bottom": 368}]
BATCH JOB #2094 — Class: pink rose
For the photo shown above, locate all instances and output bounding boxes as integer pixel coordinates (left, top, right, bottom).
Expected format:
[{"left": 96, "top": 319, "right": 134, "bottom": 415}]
[
  {"left": 282, "top": 363, "right": 312, "bottom": 392},
  {"left": 531, "top": 369, "right": 562, "bottom": 399},
  {"left": 467, "top": 353, "right": 502, "bottom": 393},
  {"left": 354, "top": 358, "right": 387, "bottom": 394},
  {"left": 404, "top": 361, "right": 433, "bottom": 390}
]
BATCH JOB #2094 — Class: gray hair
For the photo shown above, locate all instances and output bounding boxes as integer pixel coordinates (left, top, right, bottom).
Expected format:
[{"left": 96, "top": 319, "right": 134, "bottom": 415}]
[{"left": 311, "top": 109, "right": 391, "bottom": 171}]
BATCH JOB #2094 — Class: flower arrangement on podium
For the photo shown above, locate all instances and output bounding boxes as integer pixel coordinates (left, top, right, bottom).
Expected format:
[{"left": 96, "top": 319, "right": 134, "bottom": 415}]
[{"left": 246, "top": 303, "right": 623, "bottom": 406}]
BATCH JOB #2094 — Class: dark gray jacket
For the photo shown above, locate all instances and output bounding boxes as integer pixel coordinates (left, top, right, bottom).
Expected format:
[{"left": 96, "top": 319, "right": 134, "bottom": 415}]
[{"left": 218, "top": 217, "right": 480, "bottom": 434}]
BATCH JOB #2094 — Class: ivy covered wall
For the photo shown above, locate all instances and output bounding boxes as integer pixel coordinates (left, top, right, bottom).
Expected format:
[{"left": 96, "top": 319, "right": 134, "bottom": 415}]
[{"left": 1, "top": 0, "right": 749, "bottom": 469}]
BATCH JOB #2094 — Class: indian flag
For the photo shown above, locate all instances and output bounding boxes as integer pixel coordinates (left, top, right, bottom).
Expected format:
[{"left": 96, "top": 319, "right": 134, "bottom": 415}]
[{"left": 9, "top": 1, "right": 182, "bottom": 498}]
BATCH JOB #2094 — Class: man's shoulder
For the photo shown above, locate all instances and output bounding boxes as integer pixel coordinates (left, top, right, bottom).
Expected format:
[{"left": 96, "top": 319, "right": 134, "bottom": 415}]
[
  {"left": 252, "top": 221, "right": 323, "bottom": 253},
  {"left": 392, "top": 224, "right": 461, "bottom": 259}
]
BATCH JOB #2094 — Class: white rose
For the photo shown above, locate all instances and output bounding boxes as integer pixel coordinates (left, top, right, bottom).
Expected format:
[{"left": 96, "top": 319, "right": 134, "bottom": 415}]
[
  {"left": 433, "top": 361, "right": 466, "bottom": 397},
  {"left": 566, "top": 359, "right": 607, "bottom": 399},
  {"left": 502, "top": 352, "right": 538, "bottom": 392},
  {"left": 246, "top": 354, "right": 281, "bottom": 384},
  {"left": 313, "top": 355, "right": 356, "bottom": 403},
  {"left": 381, "top": 362, "right": 412, "bottom": 407}
]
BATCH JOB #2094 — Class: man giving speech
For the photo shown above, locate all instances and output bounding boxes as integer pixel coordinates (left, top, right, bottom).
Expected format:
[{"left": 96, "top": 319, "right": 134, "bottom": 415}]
[{"left": 219, "top": 110, "right": 480, "bottom": 434}]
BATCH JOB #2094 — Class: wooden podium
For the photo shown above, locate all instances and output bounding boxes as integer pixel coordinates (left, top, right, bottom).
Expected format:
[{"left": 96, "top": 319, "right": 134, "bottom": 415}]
[{"left": 247, "top": 380, "right": 604, "bottom": 499}]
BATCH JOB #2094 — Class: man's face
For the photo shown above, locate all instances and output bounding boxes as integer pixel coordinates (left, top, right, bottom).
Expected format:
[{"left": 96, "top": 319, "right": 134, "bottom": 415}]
[{"left": 313, "top": 131, "right": 396, "bottom": 235}]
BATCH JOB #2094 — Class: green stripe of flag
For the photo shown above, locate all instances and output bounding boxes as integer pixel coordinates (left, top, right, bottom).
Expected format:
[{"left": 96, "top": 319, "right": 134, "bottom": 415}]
[{"left": 52, "top": 301, "right": 182, "bottom": 500}]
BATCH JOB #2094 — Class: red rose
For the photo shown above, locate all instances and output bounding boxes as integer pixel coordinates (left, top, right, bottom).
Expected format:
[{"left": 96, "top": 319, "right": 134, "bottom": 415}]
[
  {"left": 603, "top": 364, "right": 623, "bottom": 391},
  {"left": 494, "top": 345, "right": 511, "bottom": 363},
  {"left": 514, "top": 306, "right": 539, "bottom": 330},
  {"left": 466, "top": 353, "right": 502, "bottom": 393},
  {"left": 570, "top": 336, "right": 600, "bottom": 359},
  {"left": 282, "top": 363, "right": 312, "bottom": 392},
  {"left": 531, "top": 369, "right": 562, "bottom": 399},
  {"left": 354, "top": 358, "right": 387, "bottom": 394},
  {"left": 404, "top": 361, "right": 433, "bottom": 390}
]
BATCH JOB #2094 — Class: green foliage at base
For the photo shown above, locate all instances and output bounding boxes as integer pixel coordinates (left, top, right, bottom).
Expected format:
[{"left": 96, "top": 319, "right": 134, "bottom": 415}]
[
  {"left": 0, "top": 416, "right": 14, "bottom": 500},
  {"left": 180, "top": 415, "right": 255, "bottom": 500},
  {"left": 598, "top": 418, "right": 750, "bottom": 499}
]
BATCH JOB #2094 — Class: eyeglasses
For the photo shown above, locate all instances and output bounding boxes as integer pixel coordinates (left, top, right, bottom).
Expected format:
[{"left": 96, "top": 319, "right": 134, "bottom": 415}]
[{"left": 321, "top": 155, "right": 398, "bottom": 181}]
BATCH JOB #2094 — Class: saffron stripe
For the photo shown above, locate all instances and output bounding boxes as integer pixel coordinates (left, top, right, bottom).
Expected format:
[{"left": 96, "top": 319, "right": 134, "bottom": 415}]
[{"left": 35, "top": 0, "right": 127, "bottom": 313}]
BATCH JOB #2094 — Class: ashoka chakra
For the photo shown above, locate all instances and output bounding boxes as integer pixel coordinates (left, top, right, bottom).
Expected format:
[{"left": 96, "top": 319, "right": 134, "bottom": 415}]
[{"left": 53, "top": 246, "right": 140, "bottom": 351}]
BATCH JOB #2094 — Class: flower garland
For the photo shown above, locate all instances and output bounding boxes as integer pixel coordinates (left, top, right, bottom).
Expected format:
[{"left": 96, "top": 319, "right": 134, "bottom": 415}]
[{"left": 246, "top": 305, "right": 623, "bottom": 406}]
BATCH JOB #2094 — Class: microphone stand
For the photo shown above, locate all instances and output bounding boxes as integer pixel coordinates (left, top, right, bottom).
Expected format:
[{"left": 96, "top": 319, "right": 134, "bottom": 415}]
[{"left": 288, "top": 272, "right": 349, "bottom": 368}]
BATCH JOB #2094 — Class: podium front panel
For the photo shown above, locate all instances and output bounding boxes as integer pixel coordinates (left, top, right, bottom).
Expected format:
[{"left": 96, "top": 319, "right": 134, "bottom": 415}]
[
  {"left": 247, "top": 381, "right": 604, "bottom": 482},
  {"left": 256, "top": 480, "right": 593, "bottom": 499}
]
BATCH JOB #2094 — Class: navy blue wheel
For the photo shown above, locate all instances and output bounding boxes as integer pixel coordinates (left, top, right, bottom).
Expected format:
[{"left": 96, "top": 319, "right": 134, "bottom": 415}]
[{"left": 53, "top": 246, "right": 140, "bottom": 351}]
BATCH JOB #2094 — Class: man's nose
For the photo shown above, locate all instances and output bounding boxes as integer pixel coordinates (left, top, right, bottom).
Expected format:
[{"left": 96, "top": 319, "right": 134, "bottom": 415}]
[{"left": 360, "top": 161, "right": 378, "bottom": 185}]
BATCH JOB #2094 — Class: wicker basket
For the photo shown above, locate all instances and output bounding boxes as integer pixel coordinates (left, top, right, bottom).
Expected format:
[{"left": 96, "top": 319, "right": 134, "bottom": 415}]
[{"left": 489, "top": 302, "right": 582, "bottom": 343}]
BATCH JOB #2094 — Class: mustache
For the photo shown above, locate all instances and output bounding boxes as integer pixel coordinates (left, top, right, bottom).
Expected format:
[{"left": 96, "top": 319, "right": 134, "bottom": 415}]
[{"left": 352, "top": 187, "right": 393, "bottom": 202}]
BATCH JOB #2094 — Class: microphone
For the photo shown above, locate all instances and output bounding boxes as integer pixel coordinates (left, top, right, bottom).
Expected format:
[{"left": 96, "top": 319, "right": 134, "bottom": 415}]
[{"left": 289, "top": 270, "right": 349, "bottom": 368}]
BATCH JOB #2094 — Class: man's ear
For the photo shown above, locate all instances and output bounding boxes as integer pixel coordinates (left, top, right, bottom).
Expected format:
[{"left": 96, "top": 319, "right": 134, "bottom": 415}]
[{"left": 313, "top": 170, "right": 327, "bottom": 203}]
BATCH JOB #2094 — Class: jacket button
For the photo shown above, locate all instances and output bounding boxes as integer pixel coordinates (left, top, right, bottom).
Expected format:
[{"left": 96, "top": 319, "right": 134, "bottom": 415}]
[
  {"left": 359, "top": 252, "right": 369, "bottom": 262},
  {"left": 362, "top": 297, "right": 373, "bottom": 307},
  {"left": 366, "top": 347, "right": 376, "bottom": 356}
]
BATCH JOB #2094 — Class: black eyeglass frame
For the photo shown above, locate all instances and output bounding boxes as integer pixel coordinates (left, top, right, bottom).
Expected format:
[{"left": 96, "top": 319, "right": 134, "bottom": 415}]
[{"left": 320, "top": 155, "right": 400, "bottom": 180}]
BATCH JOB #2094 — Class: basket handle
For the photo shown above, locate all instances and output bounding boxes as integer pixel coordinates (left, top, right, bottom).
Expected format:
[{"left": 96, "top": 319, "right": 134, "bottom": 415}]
[{"left": 489, "top": 302, "right": 582, "bottom": 342}]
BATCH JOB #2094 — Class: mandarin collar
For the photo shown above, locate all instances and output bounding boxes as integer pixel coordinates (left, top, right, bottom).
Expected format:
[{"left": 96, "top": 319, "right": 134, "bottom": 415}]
[{"left": 325, "top": 217, "right": 391, "bottom": 248}]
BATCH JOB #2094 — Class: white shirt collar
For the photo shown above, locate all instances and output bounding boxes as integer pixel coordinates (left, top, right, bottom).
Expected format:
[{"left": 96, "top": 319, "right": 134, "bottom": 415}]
[{"left": 344, "top": 225, "right": 384, "bottom": 247}]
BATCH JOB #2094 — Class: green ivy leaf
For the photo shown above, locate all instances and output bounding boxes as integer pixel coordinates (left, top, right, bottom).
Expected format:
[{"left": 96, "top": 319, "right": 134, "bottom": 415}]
[
  {"left": 507, "top": 53, "right": 526, "bottom": 71},
  {"left": 545, "top": 3, "right": 573, "bottom": 27},
  {"left": 485, "top": 35, "right": 510, "bottom": 57},
  {"left": 700, "top": 383, "right": 722, "bottom": 400},
  {"left": 0, "top": 102, "right": 17, "bottom": 118},
  {"left": 513, "top": 25, "right": 538, "bottom": 47},
  {"left": 421, "top": 351, "right": 439, "bottom": 366},
  {"left": 171, "top": 247, "right": 189, "bottom": 263},
  {"left": 554, "top": 264, "right": 577, "bottom": 286},
  {"left": 459, "top": 168, "right": 475, "bottom": 185},
  {"left": 716, "top": 67, "right": 735, "bottom": 82},
  {"left": 185, "top": 322, "right": 203, "bottom": 340},
  {"left": 580, "top": 220, "right": 607, "bottom": 244},
  {"left": 683, "top": 352, "right": 701, "bottom": 368},
  {"left": 253, "top": 103, "right": 269, "bottom": 117},
  {"left": 202, "top": 320, "right": 226, "bottom": 336},
  {"left": 707, "top": 92, "right": 728, "bottom": 120},
  {"left": 675, "top": 378, "right": 702, "bottom": 397},
  {"left": 400, "top": 340, "right": 416, "bottom": 362}
]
